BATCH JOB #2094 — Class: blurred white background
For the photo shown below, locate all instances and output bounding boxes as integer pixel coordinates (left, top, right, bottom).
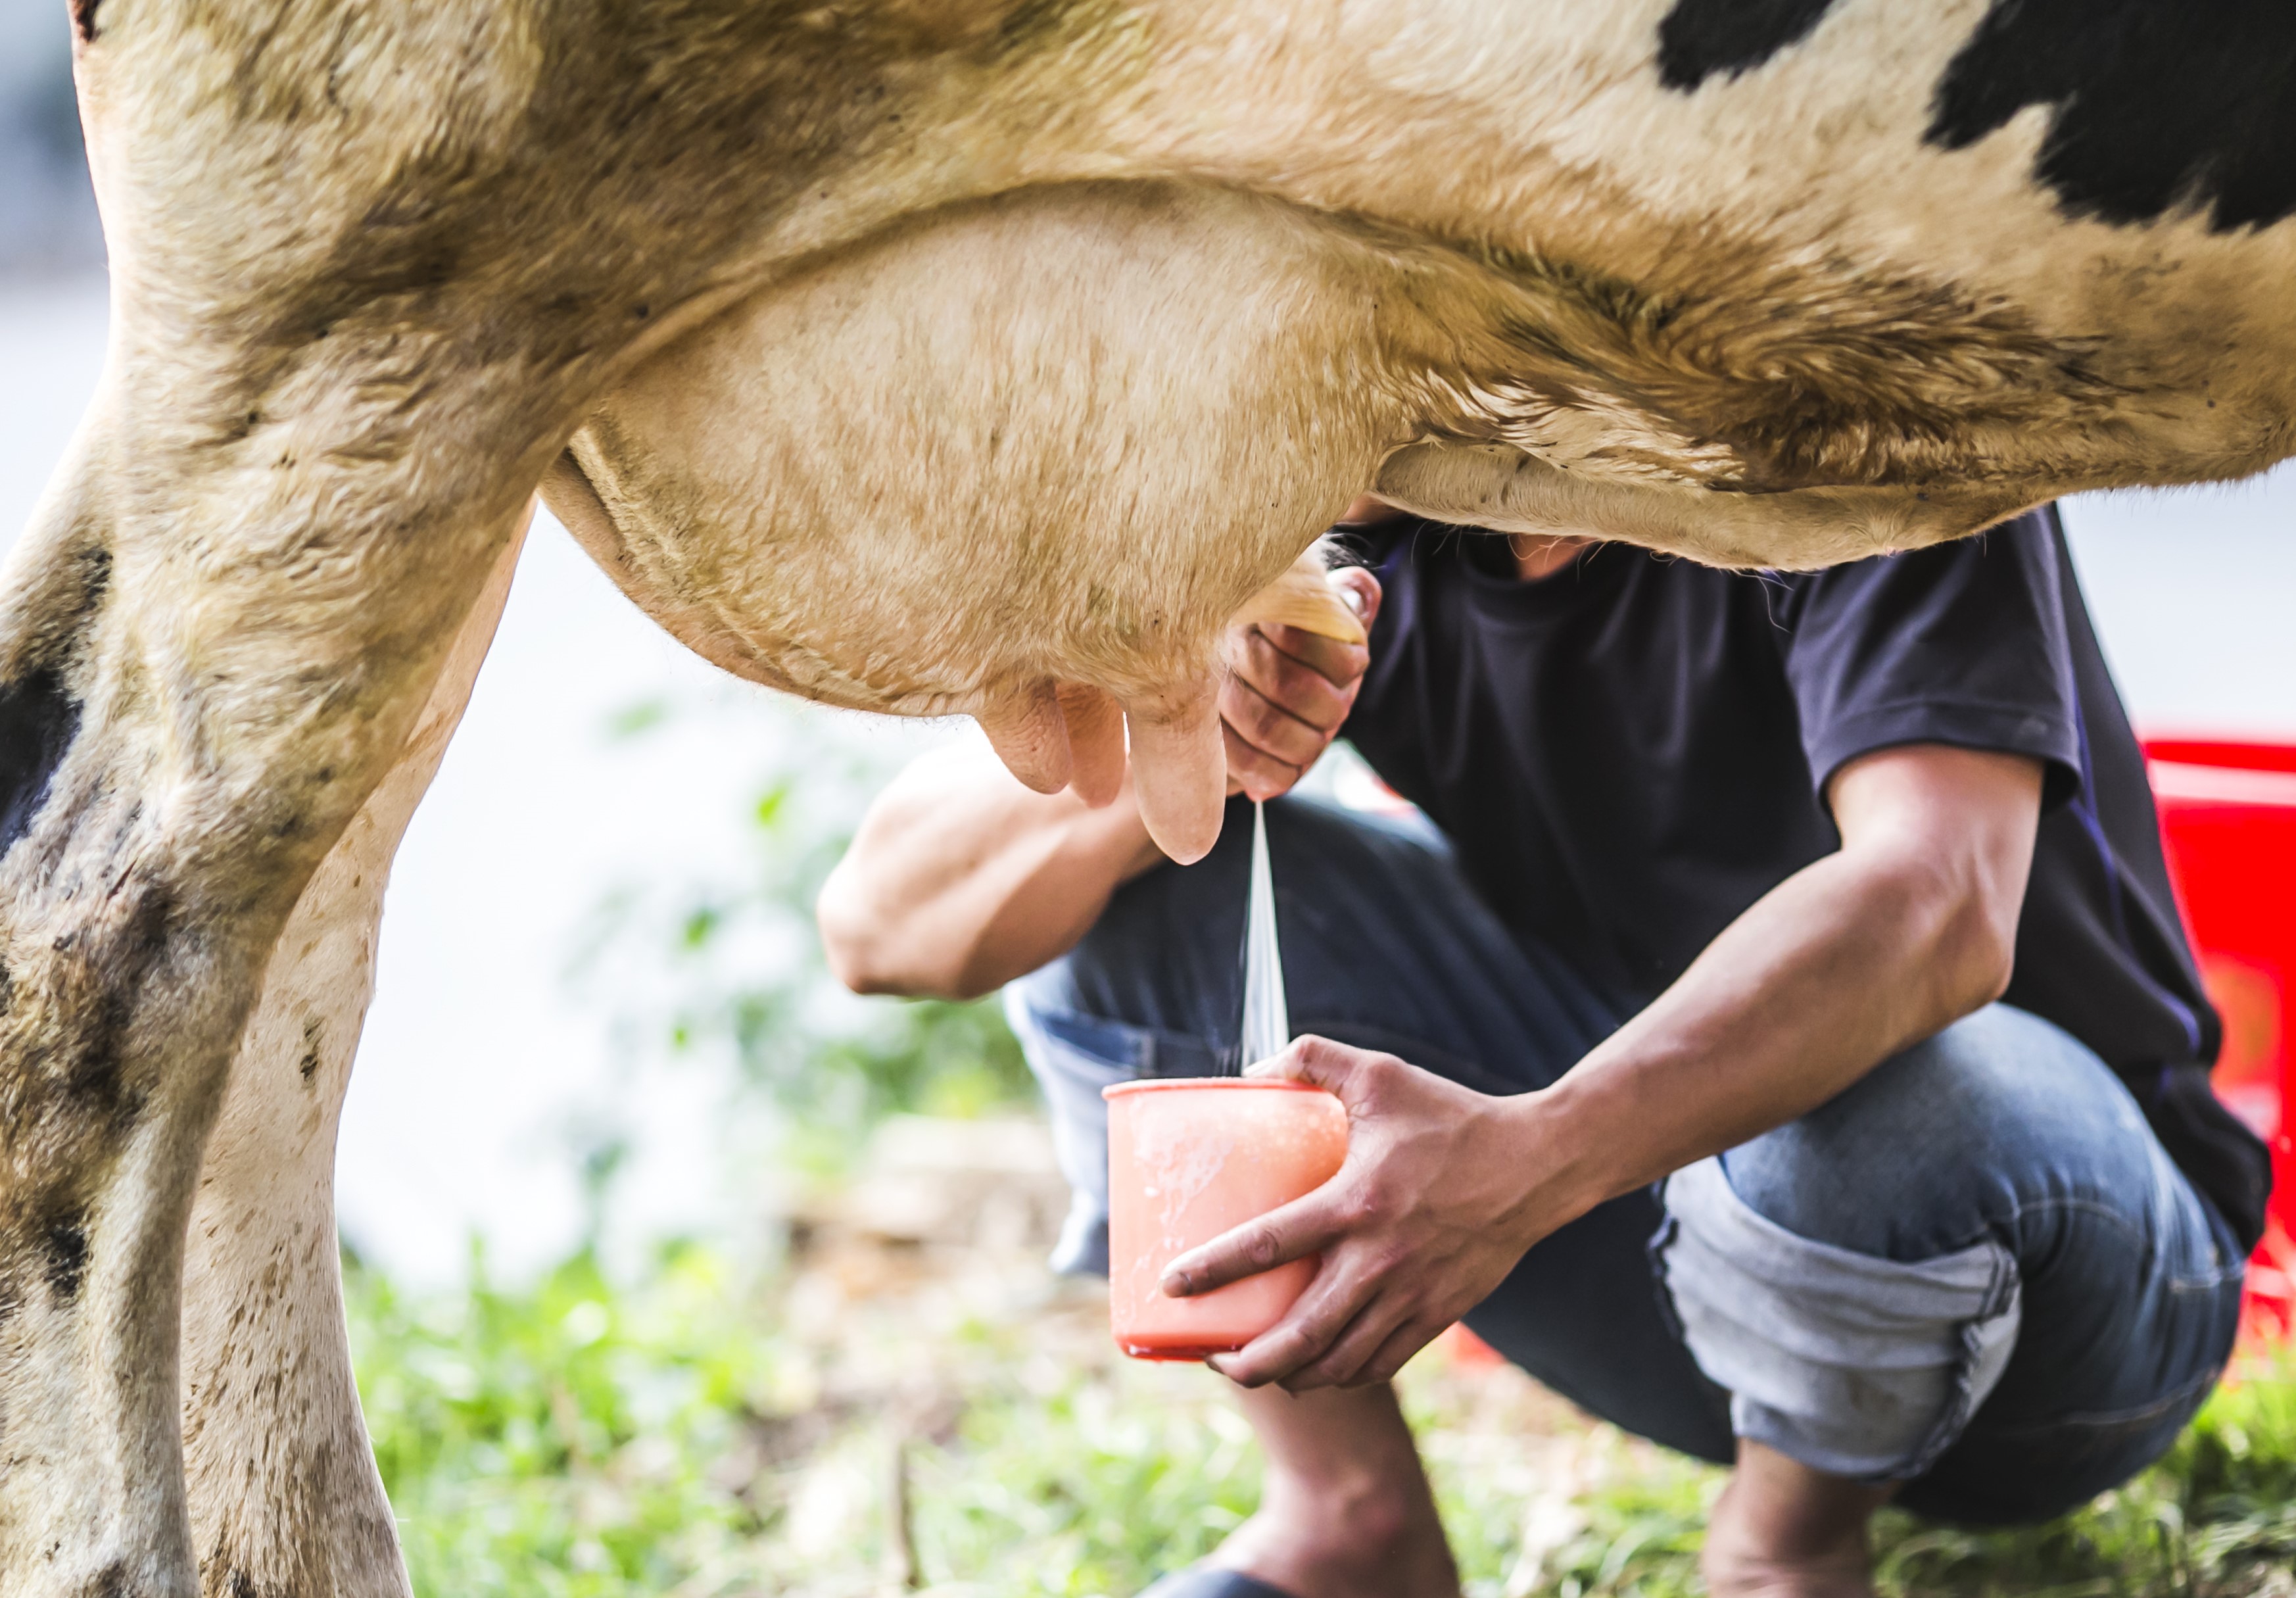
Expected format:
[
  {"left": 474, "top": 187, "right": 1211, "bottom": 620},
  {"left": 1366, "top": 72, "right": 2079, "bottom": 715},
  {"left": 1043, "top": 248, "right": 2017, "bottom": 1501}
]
[{"left": 4, "top": 272, "right": 2292, "bottom": 1284}]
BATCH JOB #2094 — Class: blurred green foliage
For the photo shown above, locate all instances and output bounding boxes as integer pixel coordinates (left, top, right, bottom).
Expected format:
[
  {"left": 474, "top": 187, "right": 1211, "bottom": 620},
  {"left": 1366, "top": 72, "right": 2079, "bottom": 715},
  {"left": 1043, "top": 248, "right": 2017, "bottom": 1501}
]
[
  {"left": 350, "top": 1242, "right": 778, "bottom": 1595},
  {"left": 348, "top": 1236, "right": 2296, "bottom": 1597},
  {"left": 581, "top": 709, "right": 1032, "bottom": 1159},
  {"left": 466, "top": 698, "right": 2296, "bottom": 1594}
]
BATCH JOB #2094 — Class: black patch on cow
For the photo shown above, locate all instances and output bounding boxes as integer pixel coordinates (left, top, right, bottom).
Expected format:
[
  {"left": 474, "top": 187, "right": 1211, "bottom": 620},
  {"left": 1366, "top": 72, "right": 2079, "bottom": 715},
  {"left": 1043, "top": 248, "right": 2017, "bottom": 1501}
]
[
  {"left": 0, "top": 668, "right": 80, "bottom": 860},
  {"left": 227, "top": 1571, "right": 257, "bottom": 1598},
  {"left": 70, "top": 0, "right": 101, "bottom": 44},
  {"left": 70, "top": 544, "right": 112, "bottom": 621},
  {"left": 80, "top": 886, "right": 171, "bottom": 1106},
  {"left": 43, "top": 1212, "right": 89, "bottom": 1302},
  {"left": 1655, "top": 0, "right": 1842, "bottom": 90},
  {"left": 1928, "top": 0, "right": 2296, "bottom": 232},
  {"left": 37, "top": 883, "right": 174, "bottom": 1137}
]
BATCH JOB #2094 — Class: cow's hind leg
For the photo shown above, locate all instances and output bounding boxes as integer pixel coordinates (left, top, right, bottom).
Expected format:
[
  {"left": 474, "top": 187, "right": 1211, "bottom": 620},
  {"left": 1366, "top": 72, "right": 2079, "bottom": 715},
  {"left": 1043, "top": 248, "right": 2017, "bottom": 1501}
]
[
  {"left": 0, "top": 403, "right": 533, "bottom": 1594},
  {"left": 176, "top": 525, "right": 524, "bottom": 1598}
]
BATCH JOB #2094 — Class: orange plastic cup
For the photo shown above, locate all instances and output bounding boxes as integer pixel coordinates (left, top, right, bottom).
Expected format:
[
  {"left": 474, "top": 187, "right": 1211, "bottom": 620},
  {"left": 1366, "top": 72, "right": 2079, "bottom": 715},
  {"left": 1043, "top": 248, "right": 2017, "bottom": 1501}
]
[{"left": 1103, "top": 1078, "right": 1349, "bottom": 1361}]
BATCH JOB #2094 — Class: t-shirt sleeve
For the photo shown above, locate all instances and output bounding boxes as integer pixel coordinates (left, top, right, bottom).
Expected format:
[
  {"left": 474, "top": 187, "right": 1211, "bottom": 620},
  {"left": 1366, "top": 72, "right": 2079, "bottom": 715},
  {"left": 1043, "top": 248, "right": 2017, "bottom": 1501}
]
[{"left": 1781, "top": 510, "right": 2083, "bottom": 809}]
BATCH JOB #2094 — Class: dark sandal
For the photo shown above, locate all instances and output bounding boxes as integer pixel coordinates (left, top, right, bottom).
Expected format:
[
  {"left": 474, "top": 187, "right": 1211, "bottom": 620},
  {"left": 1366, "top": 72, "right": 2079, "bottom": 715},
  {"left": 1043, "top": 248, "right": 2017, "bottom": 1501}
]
[{"left": 1138, "top": 1570, "right": 1302, "bottom": 1598}]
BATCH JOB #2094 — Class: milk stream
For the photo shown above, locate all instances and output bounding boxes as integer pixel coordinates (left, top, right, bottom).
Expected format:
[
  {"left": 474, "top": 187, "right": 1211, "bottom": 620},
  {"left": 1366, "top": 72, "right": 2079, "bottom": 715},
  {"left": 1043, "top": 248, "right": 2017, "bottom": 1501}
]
[{"left": 1239, "top": 800, "right": 1289, "bottom": 1068}]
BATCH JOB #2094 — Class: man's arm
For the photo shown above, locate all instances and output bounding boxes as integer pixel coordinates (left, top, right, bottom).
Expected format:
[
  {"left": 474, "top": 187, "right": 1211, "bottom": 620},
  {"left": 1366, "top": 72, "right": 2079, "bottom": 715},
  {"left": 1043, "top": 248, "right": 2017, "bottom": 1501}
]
[
  {"left": 817, "top": 748, "right": 1163, "bottom": 1000},
  {"left": 1167, "top": 742, "right": 2044, "bottom": 1391},
  {"left": 1535, "top": 742, "right": 2041, "bottom": 1184},
  {"left": 818, "top": 567, "right": 1381, "bottom": 1000}
]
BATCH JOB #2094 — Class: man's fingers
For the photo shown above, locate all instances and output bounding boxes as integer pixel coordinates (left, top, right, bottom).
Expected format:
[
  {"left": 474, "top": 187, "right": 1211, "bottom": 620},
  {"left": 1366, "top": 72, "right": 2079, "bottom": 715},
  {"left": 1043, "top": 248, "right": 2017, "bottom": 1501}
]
[
  {"left": 1270, "top": 1283, "right": 1416, "bottom": 1392},
  {"left": 1233, "top": 627, "right": 1364, "bottom": 717},
  {"left": 1207, "top": 1255, "right": 1384, "bottom": 1388},
  {"left": 1280, "top": 1328, "right": 1385, "bottom": 1392},
  {"left": 1222, "top": 722, "right": 1303, "bottom": 803},
  {"left": 1283, "top": 1311, "right": 1445, "bottom": 1393},
  {"left": 1212, "top": 568, "right": 1377, "bottom": 801},
  {"left": 1241, "top": 1034, "right": 1392, "bottom": 1107},
  {"left": 1217, "top": 602, "right": 1370, "bottom": 801},
  {"left": 1222, "top": 675, "right": 1334, "bottom": 771},
  {"left": 1358, "top": 1315, "right": 1447, "bottom": 1388},
  {"left": 1162, "top": 1187, "right": 1347, "bottom": 1298}
]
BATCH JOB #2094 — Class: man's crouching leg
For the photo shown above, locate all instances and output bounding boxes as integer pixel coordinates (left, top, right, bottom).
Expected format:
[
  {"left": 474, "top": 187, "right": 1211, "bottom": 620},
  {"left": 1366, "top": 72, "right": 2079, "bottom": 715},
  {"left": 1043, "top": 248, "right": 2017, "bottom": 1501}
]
[{"left": 1654, "top": 1005, "right": 2245, "bottom": 1594}]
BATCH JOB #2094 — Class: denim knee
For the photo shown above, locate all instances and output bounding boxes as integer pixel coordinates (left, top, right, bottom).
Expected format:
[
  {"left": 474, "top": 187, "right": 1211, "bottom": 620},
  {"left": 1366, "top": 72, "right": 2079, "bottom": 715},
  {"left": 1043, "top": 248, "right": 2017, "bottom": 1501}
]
[
  {"left": 1652, "top": 1004, "right": 2230, "bottom": 1485},
  {"left": 1651, "top": 1007, "right": 2088, "bottom": 1480},
  {"left": 1711, "top": 1005, "right": 2158, "bottom": 1264},
  {"left": 1002, "top": 987, "right": 1143, "bottom": 1276},
  {"left": 1653, "top": 1155, "right": 2023, "bottom": 1480}
]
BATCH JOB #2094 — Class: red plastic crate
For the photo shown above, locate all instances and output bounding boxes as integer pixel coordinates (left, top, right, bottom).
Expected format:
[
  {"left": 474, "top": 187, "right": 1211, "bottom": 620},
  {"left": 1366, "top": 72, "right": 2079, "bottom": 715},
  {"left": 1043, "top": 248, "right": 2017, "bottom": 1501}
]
[{"left": 2142, "top": 737, "right": 2296, "bottom": 1343}]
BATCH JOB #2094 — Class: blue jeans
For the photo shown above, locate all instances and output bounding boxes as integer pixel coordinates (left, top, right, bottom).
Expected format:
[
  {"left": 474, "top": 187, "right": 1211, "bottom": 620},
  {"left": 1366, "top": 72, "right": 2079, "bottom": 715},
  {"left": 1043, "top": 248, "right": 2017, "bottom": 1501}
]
[{"left": 1007, "top": 794, "right": 2246, "bottom": 1524}]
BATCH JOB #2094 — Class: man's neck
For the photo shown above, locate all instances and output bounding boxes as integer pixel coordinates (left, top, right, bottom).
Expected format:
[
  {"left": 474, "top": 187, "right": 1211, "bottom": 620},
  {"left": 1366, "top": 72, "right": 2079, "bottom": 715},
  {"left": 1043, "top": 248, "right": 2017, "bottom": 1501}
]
[{"left": 1332, "top": 499, "right": 1590, "bottom": 583}]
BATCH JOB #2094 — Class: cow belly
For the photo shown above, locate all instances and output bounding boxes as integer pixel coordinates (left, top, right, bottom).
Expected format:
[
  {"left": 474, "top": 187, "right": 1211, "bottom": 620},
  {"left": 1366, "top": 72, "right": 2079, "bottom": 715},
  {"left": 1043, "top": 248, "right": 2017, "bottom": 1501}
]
[
  {"left": 553, "top": 182, "right": 1406, "bottom": 721},
  {"left": 546, "top": 172, "right": 2026, "bottom": 729}
]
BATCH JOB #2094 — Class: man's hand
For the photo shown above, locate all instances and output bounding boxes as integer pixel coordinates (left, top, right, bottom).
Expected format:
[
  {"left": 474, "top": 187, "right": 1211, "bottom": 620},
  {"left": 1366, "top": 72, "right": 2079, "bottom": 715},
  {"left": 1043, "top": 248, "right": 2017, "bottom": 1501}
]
[
  {"left": 1222, "top": 568, "right": 1381, "bottom": 801},
  {"left": 1160, "top": 1036, "right": 1594, "bottom": 1393},
  {"left": 819, "top": 566, "right": 1381, "bottom": 998},
  {"left": 1158, "top": 742, "right": 2045, "bottom": 1394}
]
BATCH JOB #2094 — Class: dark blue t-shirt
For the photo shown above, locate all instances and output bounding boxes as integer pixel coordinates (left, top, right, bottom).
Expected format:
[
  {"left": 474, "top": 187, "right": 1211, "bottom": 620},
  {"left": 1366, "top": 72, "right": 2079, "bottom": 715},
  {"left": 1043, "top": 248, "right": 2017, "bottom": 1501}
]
[{"left": 1337, "top": 506, "right": 2269, "bottom": 1247}]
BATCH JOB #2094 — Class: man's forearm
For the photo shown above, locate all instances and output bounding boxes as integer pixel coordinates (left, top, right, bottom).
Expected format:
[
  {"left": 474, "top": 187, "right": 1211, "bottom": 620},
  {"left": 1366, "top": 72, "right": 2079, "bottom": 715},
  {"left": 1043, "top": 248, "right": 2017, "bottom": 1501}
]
[
  {"left": 1492, "top": 746, "right": 2042, "bottom": 1244},
  {"left": 817, "top": 744, "right": 1163, "bottom": 1000},
  {"left": 1504, "top": 840, "right": 2021, "bottom": 1237}
]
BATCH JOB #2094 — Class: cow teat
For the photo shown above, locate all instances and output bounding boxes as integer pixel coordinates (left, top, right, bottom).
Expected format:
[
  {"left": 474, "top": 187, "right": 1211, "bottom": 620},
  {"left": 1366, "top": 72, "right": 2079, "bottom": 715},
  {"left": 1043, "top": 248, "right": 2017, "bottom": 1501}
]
[
  {"left": 1056, "top": 683, "right": 1127, "bottom": 808},
  {"left": 969, "top": 548, "right": 1368, "bottom": 865},
  {"left": 969, "top": 673, "right": 1227, "bottom": 860},
  {"left": 1122, "top": 685, "right": 1228, "bottom": 863},
  {"left": 973, "top": 681, "right": 1074, "bottom": 795}
]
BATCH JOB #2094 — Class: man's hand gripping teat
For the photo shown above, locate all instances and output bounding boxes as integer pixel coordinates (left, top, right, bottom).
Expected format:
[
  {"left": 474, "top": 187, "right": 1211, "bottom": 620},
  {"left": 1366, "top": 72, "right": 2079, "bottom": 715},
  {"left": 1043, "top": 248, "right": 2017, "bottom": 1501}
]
[
  {"left": 817, "top": 541, "right": 1383, "bottom": 1002},
  {"left": 1220, "top": 555, "right": 1381, "bottom": 805}
]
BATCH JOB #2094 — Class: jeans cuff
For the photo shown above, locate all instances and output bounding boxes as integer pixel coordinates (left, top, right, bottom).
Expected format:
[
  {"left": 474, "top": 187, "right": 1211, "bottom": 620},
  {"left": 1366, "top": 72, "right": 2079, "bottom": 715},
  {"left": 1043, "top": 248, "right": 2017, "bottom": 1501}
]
[
  {"left": 1653, "top": 1157, "right": 2024, "bottom": 1482},
  {"left": 1004, "top": 984, "right": 1139, "bottom": 1279},
  {"left": 1050, "top": 1194, "right": 1111, "bottom": 1277}
]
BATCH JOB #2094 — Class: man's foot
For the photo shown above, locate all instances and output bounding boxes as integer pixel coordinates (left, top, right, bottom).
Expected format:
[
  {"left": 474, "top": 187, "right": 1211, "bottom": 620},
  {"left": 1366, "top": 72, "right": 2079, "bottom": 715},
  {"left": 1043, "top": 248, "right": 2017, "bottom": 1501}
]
[
  {"left": 1207, "top": 1468, "right": 1458, "bottom": 1598},
  {"left": 1700, "top": 1440, "right": 1892, "bottom": 1598},
  {"left": 1207, "top": 1382, "right": 1460, "bottom": 1598}
]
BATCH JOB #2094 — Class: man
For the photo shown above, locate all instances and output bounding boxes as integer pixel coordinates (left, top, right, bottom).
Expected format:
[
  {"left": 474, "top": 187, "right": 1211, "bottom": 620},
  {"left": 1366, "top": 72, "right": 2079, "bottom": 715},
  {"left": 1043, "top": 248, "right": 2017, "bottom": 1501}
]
[{"left": 817, "top": 502, "right": 2266, "bottom": 1598}]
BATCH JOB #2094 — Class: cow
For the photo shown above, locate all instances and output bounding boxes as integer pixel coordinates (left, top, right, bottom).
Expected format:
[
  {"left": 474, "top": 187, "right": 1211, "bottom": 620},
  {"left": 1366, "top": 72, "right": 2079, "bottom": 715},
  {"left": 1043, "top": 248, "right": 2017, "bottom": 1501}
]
[{"left": 5, "top": 0, "right": 2293, "bottom": 1591}]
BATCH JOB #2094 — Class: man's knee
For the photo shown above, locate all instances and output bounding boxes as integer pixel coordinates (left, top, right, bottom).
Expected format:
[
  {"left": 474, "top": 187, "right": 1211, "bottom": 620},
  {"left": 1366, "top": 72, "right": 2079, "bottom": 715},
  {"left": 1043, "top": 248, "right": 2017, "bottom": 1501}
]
[
  {"left": 1654, "top": 1153, "right": 2023, "bottom": 1480},
  {"left": 1649, "top": 1007, "right": 2106, "bottom": 1481},
  {"left": 1711, "top": 1005, "right": 2145, "bottom": 1261}
]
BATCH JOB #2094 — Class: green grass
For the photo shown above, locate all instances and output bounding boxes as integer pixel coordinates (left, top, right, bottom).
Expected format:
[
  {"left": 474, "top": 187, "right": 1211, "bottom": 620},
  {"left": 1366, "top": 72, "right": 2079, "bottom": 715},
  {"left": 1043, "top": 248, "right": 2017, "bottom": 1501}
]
[
  {"left": 350, "top": 1244, "right": 788, "bottom": 1595},
  {"left": 346, "top": 1242, "right": 2296, "bottom": 1597}
]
